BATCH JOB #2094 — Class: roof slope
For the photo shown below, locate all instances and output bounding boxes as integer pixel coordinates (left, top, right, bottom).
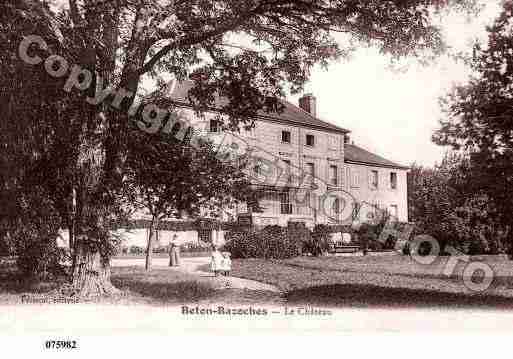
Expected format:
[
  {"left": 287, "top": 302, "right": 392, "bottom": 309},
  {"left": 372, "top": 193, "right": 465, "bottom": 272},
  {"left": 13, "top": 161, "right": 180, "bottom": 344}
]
[
  {"left": 344, "top": 143, "right": 409, "bottom": 170},
  {"left": 167, "top": 80, "right": 349, "bottom": 134}
]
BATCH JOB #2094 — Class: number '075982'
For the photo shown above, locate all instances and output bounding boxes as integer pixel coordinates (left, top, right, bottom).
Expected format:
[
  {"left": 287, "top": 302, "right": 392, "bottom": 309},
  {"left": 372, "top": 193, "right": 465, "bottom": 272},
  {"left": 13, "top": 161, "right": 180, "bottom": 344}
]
[{"left": 44, "top": 340, "right": 78, "bottom": 349}]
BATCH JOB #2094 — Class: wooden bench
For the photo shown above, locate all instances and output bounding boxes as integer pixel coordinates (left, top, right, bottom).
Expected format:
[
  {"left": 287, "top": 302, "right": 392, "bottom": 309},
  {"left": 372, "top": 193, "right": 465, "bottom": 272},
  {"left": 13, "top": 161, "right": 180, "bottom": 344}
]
[{"left": 330, "top": 244, "right": 361, "bottom": 254}]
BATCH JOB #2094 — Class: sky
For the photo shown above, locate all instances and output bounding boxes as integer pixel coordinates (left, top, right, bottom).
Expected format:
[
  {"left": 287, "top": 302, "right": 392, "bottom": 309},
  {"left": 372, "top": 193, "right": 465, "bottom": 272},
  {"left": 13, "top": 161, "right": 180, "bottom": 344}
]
[{"left": 288, "top": 1, "right": 503, "bottom": 167}]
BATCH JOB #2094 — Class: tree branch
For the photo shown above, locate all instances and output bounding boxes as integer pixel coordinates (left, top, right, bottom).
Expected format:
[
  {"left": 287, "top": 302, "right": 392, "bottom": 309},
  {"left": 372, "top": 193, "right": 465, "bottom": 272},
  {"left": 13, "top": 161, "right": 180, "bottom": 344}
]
[{"left": 139, "top": 3, "right": 269, "bottom": 75}]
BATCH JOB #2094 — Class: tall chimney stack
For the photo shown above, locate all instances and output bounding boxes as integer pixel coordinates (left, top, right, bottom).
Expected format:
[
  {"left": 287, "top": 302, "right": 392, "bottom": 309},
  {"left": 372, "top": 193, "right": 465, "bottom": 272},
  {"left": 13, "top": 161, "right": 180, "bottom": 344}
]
[{"left": 299, "top": 94, "right": 317, "bottom": 117}]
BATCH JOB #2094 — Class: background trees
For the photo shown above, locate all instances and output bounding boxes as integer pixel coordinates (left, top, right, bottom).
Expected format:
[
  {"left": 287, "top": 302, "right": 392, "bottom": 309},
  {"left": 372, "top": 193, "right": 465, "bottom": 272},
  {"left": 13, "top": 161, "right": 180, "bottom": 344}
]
[
  {"left": 124, "top": 122, "right": 254, "bottom": 271},
  {"left": 408, "top": 154, "right": 463, "bottom": 251},
  {"left": 433, "top": 0, "right": 513, "bottom": 254},
  {"left": 408, "top": 152, "right": 509, "bottom": 255},
  {"left": 0, "top": 1, "right": 72, "bottom": 278}
]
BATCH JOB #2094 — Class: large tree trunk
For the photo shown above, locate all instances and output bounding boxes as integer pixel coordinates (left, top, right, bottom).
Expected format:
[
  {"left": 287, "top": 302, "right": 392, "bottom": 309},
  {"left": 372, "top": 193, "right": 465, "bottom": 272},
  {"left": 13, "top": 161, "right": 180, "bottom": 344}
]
[
  {"left": 145, "top": 216, "right": 159, "bottom": 271},
  {"left": 69, "top": 122, "right": 120, "bottom": 298},
  {"left": 72, "top": 239, "right": 120, "bottom": 298},
  {"left": 66, "top": 2, "right": 148, "bottom": 296}
]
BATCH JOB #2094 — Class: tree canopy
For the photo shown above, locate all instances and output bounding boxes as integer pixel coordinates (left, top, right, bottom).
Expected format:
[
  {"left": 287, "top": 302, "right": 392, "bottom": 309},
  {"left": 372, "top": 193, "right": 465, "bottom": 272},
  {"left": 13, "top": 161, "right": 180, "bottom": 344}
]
[{"left": 434, "top": 0, "right": 513, "bottom": 248}]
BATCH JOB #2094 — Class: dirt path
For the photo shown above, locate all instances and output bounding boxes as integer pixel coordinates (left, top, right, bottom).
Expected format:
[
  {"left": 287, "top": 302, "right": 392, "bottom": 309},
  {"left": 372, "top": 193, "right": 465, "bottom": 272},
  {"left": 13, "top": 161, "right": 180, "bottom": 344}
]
[{"left": 111, "top": 257, "right": 281, "bottom": 293}]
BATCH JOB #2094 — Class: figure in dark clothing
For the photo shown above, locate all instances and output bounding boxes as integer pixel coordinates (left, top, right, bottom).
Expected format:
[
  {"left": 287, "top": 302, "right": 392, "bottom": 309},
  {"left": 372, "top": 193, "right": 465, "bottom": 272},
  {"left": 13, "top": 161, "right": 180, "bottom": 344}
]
[{"left": 169, "top": 234, "right": 181, "bottom": 267}]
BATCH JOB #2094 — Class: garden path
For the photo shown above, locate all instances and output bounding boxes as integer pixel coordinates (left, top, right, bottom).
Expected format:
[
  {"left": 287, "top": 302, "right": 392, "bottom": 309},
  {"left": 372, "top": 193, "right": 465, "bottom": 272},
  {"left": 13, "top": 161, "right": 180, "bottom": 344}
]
[{"left": 111, "top": 257, "right": 281, "bottom": 293}]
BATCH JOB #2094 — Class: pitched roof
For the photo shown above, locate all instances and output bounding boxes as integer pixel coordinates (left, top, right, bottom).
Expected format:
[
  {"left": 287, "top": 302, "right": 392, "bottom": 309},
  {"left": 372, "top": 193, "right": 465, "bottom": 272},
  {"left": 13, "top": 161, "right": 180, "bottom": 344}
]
[
  {"left": 344, "top": 143, "right": 409, "bottom": 170},
  {"left": 167, "top": 80, "right": 349, "bottom": 134}
]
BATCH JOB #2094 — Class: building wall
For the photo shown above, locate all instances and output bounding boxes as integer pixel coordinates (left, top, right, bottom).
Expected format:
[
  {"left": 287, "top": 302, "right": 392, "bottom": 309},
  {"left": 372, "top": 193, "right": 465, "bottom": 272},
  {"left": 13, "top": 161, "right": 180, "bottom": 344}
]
[
  {"left": 171, "top": 107, "right": 408, "bottom": 226},
  {"left": 236, "top": 119, "right": 346, "bottom": 227},
  {"left": 56, "top": 228, "right": 204, "bottom": 249},
  {"left": 345, "top": 163, "right": 408, "bottom": 222}
]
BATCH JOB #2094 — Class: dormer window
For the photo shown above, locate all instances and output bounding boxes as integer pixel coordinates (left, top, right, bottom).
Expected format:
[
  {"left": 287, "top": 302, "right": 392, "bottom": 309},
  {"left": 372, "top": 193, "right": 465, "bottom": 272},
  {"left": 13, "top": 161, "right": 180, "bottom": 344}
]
[
  {"left": 282, "top": 130, "right": 291, "bottom": 144},
  {"left": 306, "top": 134, "right": 315, "bottom": 147}
]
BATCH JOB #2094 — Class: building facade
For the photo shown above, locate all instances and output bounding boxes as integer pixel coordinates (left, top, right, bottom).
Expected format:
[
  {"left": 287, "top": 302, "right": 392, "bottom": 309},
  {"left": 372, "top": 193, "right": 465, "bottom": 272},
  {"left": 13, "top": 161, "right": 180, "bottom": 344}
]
[{"left": 167, "top": 81, "right": 409, "bottom": 228}]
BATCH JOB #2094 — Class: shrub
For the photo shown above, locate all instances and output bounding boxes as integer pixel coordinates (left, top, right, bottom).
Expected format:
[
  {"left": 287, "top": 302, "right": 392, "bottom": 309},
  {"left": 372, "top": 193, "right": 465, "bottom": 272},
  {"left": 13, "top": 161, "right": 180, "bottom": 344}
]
[
  {"left": 224, "top": 226, "right": 301, "bottom": 259},
  {"left": 261, "top": 225, "right": 302, "bottom": 259},
  {"left": 402, "top": 241, "right": 411, "bottom": 255},
  {"left": 303, "top": 224, "right": 331, "bottom": 256},
  {"left": 1, "top": 186, "right": 66, "bottom": 279},
  {"left": 286, "top": 223, "right": 310, "bottom": 256},
  {"left": 129, "top": 245, "right": 145, "bottom": 255},
  {"left": 223, "top": 230, "right": 257, "bottom": 259},
  {"left": 368, "top": 240, "right": 384, "bottom": 251},
  {"left": 16, "top": 234, "right": 69, "bottom": 279},
  {"left": 152, "top": 245, "right": 169, "bottom": 254},
  {"left": 11, "top": 209, "right": 66, "bottom": 279},
  {"left": 355, "top": 223, "right": 377, "bottom": 252},
  {"left": 0, "top": 234, "right": 14, "bottom": 257}
]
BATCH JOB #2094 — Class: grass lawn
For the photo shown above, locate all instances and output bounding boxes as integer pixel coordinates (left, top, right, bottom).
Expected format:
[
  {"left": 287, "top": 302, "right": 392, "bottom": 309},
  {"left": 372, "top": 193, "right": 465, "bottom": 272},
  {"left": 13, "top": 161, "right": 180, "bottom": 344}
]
[
  {"left": 0, "top": 263, "right": 215, "bottom": 305},
  {"left": 4, "top": 254, "right": 513, "bottom": 308},
  {"left": 231, "top": 255, "right": 513, "bottom": 309},
  {"left": 111, "top": 267, "right": 216, "bottom": 305}
]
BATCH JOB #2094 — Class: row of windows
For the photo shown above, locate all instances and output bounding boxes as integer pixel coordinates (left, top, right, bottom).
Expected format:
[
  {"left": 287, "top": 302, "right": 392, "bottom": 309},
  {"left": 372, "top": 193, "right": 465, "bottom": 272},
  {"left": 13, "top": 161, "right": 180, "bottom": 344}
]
[
  {"left": 282, "top": 130, "right": 340, "bottom": 150},
  {"left": 255, "top": 161, "right": 400, "bottom": 190},
  {"left": 277, "top": 190, "right": 400, "bottom": 218},
  {"left": 350, "top": 169, "right": 398, "bottom": 190},
  {"left": 368, "top": 170, "right": 397, "bottom": 190},
  {"left": 258, "top": 161, "right": 341, "bottom": 187},
  {"left": 210, "top": 120, "right": 398, "bottom": 190},
  {"left": 256, "top": 162, "right": 398, "bottom": 190},
  {"left": 281, "top": 130, "right": 316, "bottom": 147},
  {"left": 209, "top": 120, "right": 340, "bottom": 151}
]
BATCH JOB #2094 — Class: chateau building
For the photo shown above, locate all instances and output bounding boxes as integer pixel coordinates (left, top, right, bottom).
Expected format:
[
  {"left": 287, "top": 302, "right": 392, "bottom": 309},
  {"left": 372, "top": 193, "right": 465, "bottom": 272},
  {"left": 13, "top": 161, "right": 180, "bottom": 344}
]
[{"left": 167, "top": 80, "right": 409, "bottom": 228}]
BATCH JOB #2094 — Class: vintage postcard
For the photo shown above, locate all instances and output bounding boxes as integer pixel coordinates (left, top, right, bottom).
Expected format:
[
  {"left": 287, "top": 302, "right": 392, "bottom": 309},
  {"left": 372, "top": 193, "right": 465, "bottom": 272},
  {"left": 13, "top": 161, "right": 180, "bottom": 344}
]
[{"left": 2, "top": 0, "right": 513, "bottom": 352}]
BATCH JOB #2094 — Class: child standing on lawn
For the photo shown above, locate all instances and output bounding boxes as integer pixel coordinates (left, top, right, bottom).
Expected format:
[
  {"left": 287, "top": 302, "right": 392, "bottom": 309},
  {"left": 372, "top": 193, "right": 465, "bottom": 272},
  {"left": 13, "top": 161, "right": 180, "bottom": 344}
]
[
  {"left": 210, "top": 245, "right": 223, "bottom": 277},
  {"left": 221, "top": 252, "right": 232, "bottom": 276}
]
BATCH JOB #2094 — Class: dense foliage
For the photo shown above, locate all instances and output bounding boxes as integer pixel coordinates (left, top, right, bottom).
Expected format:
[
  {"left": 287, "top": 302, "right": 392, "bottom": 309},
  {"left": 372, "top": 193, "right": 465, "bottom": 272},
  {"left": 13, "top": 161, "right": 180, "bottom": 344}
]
[
  {"left": 305, "top": 224, "right": 332, "bottom": 256},
  {"left": 408, "top": 153, "right": 507, "bottom": 255},
  {"left": 1, "top": 188, "right": 67, "bottom": 278},
  {"left": 124, "top": 121, "right": 255, "bottom": 270},
  {"left": 432, "top": 1, "right": 513, "bottom": 254},
  {"left": 224, "top": 226, "right": 302, "bottom": 259}
]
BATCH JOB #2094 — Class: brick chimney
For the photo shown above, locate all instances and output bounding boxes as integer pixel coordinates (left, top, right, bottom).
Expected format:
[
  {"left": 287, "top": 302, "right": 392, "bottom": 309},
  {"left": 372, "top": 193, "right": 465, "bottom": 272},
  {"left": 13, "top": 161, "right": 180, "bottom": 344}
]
[{"left": 299, "top": 93, "right": 317, "bottom": 117}]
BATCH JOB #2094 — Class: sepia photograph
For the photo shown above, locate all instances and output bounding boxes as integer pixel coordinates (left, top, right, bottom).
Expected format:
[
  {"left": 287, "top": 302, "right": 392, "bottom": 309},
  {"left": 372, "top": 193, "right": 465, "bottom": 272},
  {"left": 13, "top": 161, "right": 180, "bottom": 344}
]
[{"left": 2, "top": 0, "right": 513, "bottom": 351}]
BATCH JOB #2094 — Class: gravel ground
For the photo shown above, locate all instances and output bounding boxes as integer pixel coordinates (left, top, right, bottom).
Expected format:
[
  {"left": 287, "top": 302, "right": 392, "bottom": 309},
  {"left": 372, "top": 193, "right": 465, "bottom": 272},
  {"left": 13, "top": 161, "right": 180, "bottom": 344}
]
[{"left": 111, "top": 257, "right": 281, "bottom": 293}]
